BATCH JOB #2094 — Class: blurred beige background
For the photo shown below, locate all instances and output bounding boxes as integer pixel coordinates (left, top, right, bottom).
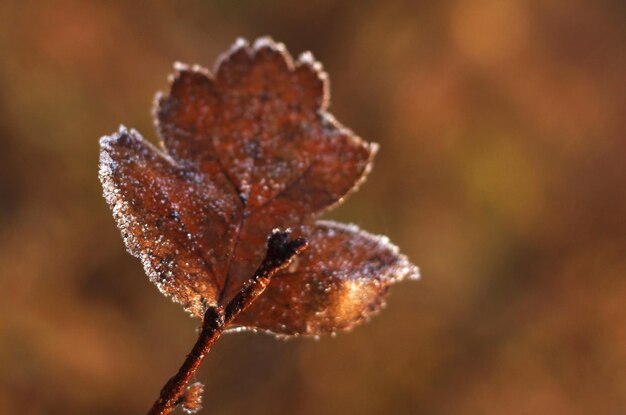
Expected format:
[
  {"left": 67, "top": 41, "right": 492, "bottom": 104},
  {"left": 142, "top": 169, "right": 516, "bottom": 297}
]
[{"left": 0, "top": 1, "right": 625, "bottom": 414}]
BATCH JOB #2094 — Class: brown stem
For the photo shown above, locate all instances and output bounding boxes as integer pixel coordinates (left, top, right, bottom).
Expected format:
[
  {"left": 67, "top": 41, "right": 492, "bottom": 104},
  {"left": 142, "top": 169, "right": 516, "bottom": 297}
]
[
  {"left": 146, "top": 306, "right": 224, "bottom": 415},
  {"left": 146, "top": 229, "right": 307, "bottom": 415}
]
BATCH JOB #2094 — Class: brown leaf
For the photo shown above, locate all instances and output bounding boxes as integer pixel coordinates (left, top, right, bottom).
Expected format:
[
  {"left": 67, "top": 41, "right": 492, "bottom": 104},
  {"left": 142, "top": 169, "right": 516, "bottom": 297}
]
[
  {"left": 179, "top": 382, "right": 204, "bottom": 414},
  {"left": 232, "top": 221, "right": 419, "bottom": 336},
  {"left": 99, "top": 37, "right": 418, "bottom": 336}
]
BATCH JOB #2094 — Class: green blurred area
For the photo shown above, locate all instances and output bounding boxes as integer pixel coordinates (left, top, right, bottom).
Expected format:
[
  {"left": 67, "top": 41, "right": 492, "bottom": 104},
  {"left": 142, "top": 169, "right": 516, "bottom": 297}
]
[{"left": 0, "top": 1, "right": 625, "bottom": 414}]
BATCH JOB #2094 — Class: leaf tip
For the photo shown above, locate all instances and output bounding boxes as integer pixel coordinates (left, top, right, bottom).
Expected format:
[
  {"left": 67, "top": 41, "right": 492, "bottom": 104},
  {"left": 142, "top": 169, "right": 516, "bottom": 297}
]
[
  {"left": 99, "top": 125, "right": 126, "bottom": 151},
  {"left": 252, "top": 35, "right": 282, "bottom": 52},
  {"left": 405, "top": 263, "right": 421, "bottom": 281},
  {"left": 232, "top": 36, "right": 249, "bottom": 50},
  {"left": 173, "top": 60, "right": 189, "bottom": 72},
  {"left": 369, "top": 141, "right": 380, "bottom": 156}
]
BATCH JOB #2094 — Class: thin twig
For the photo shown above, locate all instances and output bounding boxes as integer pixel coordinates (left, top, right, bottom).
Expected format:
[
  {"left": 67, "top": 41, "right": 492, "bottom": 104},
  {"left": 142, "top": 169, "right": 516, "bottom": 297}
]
[{"left": 146, "top": 229, "right": 307, "bottom": 415}]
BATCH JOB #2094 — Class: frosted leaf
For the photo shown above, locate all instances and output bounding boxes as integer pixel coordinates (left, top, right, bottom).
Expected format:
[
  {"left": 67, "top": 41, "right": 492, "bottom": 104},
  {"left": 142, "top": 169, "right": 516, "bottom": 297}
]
[
  {"left": 180, "top": 382, "right": 204, "bottom": 414},
  {"left": 99, "top": 126, "right": 241, "bottom": 315},
  {"left": 231, "top": 221, "right": 419, "bottom": 336},
  {"left": 99, "top": 38, "right": 418, "bottom": 334}
]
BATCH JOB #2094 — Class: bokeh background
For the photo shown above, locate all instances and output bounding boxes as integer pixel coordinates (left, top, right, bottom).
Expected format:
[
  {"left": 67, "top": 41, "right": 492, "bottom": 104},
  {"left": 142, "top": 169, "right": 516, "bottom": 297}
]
[{"left": 1, "top": 1, "right": 625, "bottom": 414}]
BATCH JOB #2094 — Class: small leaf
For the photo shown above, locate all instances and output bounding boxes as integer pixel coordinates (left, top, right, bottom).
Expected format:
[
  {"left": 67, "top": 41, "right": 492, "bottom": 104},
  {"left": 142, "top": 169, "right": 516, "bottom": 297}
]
[
  {"left": 99, "top": 37, "right": 419, "bottom": 336},
  {"left": 180, "top": 382, "right": 204, "bottom": 414},
  {"left": 232, "top": 221, "right": 419, "bottom": 336}
]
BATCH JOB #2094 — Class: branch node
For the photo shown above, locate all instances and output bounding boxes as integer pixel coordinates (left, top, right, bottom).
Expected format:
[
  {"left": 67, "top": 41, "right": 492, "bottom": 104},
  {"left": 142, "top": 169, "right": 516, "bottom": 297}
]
[
  {"left": 224, "top": 229, "right": 308, "bottom": 321},
  {"left": 266, "top": 228, "right": 308, "bottom": 266},
  {"left": 147, "top": 228, "right": 308, "bottom": 415},
  {"left": 202, "top": 305, "right": 224, "bottom": 331}
]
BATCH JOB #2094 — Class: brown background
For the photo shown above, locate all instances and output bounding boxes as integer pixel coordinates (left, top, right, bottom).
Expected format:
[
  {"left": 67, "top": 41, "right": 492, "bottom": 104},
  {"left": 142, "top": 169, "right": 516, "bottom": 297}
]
[{"left": 1, "top": 1, "right": 625, "bottom": 414}]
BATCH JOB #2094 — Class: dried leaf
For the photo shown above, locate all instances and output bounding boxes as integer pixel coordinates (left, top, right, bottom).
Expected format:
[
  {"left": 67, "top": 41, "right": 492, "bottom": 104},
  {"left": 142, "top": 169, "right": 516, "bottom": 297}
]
[
  {"left": 232, "top": 221, "right": 418, "bottom": 336},
  {"left": 179, "top": 382, "right": 203, "bottom": 414},
  {"left": 99, "top": 37, "right": 419, "bottom": 336}
]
